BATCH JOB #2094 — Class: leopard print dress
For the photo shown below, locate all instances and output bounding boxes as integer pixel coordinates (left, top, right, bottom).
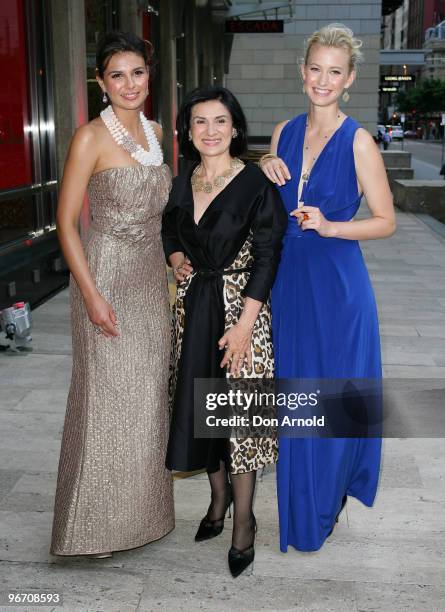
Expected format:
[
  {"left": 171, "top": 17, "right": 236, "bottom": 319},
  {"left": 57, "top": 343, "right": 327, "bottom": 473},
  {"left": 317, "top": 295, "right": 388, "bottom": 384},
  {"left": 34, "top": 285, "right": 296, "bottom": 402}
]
[{"left": 170, "top": 232, "right": 278, "bottom": 474}]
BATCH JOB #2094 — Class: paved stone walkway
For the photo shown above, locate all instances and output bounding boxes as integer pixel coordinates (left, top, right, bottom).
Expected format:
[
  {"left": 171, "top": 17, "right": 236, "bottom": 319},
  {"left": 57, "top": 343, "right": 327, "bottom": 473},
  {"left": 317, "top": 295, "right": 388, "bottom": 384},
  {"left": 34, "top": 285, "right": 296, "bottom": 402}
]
[{"left": 0, "top": 208, "right": 444, "bottom": 611}]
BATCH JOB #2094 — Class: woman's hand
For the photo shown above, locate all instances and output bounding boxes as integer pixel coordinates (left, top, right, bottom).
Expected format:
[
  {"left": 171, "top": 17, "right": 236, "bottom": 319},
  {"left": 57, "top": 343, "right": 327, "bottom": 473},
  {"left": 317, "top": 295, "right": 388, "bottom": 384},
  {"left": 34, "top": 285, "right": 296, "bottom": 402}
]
[
  {"left": 290, "top": 205, "right": 336, "bottom": 238},
  {"left": 260, "top": 155, "right": 291, "bottom": 187},
  {"left": 169, "top": 252, "right": 193, "bottom": 282},
  {"left": 85, "top": 293, "right": 119, "bottom": 338},
  {"left": 173, "top": 257, "right": 193, "bottom": 282},
  {"left": 218, "top": 321, "right": 253, "bottom": 376}
]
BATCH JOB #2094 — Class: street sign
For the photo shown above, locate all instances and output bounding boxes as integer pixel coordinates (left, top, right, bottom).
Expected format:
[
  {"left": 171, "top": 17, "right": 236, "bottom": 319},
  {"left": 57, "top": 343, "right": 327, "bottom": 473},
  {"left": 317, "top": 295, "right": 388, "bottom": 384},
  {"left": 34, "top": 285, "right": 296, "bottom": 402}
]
[{"left": 225, "top": 20, "right": 284, "bottom": 33}]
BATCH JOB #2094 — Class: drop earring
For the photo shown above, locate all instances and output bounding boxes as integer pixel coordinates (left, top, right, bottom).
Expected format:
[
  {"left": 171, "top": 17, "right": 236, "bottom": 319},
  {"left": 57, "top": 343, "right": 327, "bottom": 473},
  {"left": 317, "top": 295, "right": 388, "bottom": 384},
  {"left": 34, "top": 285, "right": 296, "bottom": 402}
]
[
  {"left": 188, "top": 133, "right": 192, "bottom": 141},
  {"left": 342, "top": 89, "right": 350, "bottom": 102},
  {"left": 302, "top": 85, "right": 306, "bottom": 94},
  {"left": 232, "top": 129, "right": 238, "bottom": 139},
  {"left": 102, "top": 92, "right": 108, "bottom": 104}
]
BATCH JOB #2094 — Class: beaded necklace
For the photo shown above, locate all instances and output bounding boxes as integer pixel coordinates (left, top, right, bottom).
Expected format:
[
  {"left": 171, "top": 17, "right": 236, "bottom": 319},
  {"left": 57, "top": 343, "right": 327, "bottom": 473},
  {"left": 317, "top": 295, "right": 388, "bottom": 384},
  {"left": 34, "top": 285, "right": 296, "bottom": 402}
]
[
  {"left": 100, "top": 105, "right": 163, "bottom": 166},
  {"left": 301, "top": 113, "right": 342, "bottom": 181}
]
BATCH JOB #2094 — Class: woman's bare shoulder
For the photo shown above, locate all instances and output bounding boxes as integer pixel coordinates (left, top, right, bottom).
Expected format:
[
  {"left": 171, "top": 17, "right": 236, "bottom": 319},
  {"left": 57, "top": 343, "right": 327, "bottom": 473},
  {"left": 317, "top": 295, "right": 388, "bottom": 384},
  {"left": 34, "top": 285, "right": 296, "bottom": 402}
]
[
  {"left": 71, "top": 118, "right": 105, "bottom": 145},
  {"left": 353, "top": 127, "right": 376, "bottom": 150},
  {"left": 273, "top": 120, "right": 290, "bottom": 138}
]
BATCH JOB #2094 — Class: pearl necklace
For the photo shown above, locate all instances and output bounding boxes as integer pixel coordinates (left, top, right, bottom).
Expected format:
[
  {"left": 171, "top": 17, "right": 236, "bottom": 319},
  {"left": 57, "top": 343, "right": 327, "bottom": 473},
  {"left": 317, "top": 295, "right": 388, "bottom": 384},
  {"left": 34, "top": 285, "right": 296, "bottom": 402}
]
[
  {"left": 100, "top": 105, "right": 163, "bottom": 166},
  {"left": 301, "top": 113, "right": 342, "bottom": 181},
  {"left": 191, "top": 158, "right": 245, "bottom": 193}
]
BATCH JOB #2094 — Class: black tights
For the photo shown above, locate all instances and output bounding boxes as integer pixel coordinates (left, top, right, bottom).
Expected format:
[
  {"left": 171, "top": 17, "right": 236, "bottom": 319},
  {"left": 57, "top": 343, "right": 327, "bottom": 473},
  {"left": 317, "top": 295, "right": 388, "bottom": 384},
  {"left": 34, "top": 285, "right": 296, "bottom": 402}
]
[{"left": 207, "top": 461, "right": 256, "bottom": 550}]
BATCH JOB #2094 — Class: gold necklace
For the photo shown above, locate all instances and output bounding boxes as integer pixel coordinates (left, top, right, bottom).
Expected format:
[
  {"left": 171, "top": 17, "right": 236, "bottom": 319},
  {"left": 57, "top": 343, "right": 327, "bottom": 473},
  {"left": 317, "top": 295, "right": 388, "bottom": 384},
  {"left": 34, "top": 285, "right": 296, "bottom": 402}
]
[
  {"left": 191, "top": 158, "right": 244, "bottom": 193},
  {"left": 301, "top": 114, "right": 342, "bottom": 182}
]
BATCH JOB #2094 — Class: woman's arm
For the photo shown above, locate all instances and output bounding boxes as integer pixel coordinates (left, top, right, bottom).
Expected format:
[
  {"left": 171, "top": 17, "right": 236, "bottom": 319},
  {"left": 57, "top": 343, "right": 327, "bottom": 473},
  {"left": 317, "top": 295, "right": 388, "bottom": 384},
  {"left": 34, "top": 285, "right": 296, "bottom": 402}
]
[
  {"left": 219, "top": 183, "right": 288, "bottom": 375},
  {"left": 161, "top": 202, "right": 193, "bottom": 282},
  {"left": 56, "top": 125, "right": 119, "bottom": 337},
  {"left": 294, "top": 129, "right": 396, "bottom": 240}
]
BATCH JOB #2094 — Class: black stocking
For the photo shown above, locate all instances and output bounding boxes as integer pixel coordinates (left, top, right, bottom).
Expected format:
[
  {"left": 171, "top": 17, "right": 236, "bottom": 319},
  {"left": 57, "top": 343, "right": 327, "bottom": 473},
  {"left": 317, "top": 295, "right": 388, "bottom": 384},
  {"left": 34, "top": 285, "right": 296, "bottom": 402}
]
[
  {"left": 230, "top": 469, "right": 257, "bottom": 550},
  {"left": 206, "top": 460, "right": 230, "bottom": 522}
]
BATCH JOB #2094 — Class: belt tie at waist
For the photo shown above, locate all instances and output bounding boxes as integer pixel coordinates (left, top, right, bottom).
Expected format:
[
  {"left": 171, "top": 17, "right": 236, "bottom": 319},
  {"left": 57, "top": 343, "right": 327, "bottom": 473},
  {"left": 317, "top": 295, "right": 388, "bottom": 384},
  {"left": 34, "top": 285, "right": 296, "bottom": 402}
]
[{"left": 195, "top": 267, "right": 252, "bottom": 278}]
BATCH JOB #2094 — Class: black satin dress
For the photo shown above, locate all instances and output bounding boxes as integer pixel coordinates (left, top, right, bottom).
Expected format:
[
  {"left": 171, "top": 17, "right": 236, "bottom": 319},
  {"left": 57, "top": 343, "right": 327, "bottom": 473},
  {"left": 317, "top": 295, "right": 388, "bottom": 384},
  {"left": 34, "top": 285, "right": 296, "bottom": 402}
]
[{"left": 162, "top": 161, "right": 287, "bottom": 473}]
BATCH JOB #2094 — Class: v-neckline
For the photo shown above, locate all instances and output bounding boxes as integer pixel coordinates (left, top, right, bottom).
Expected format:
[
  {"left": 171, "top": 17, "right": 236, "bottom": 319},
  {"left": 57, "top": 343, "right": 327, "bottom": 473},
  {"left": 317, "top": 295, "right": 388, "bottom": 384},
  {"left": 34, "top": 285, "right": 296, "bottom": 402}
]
[
  {"left": 298, "top": 114, "right": 350, "bottom": 192},
  {"left": 189, "top": 162, "right": 248, "bottom": 226}
]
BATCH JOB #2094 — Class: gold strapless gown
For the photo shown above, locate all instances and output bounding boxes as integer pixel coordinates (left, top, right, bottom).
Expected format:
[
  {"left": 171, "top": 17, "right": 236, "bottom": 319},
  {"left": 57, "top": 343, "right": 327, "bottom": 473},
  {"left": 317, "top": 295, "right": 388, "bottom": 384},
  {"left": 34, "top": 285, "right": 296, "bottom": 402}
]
[{"left": 51, "top": 165, "right": 174, "bottom": 555}]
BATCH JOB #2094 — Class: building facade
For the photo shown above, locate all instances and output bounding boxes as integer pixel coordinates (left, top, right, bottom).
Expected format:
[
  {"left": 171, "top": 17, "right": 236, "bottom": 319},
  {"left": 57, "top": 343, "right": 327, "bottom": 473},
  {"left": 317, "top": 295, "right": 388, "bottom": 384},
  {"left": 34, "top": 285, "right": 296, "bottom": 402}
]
[
  {"left": 382, "top": 0, "right": 410, "bottom": 49},
  {"left": 225, "top": 1, "right": 383, "bottom": 137},
  {"left": 424, "top": 20, "right": 445, "bottom": 78},
  {"left": 0, "top": 0, "right": 61, "bottom": 310},
  {"left": 408, "top": 0, "right": 445, "bottom": 47},
  {"left": 1, "top": 0, "right": 386, "bottom": 308},
  {"left": 0, "top": 0, "right": 227, "bottom": 309}
]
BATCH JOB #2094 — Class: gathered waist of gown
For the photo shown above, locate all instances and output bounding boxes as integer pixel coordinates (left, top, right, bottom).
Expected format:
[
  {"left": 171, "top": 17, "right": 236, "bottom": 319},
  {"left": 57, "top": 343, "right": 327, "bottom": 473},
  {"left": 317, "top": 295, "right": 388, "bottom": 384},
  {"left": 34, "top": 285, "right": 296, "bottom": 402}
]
[
  {"left": 283, "top": 223, "right": 359, "bottom": 248},
  {"left": 284, "top": 222, "right": 329, "bottom": 240},
  {"left": 90, "top": 217, "right": 160, "bottom": 243}
]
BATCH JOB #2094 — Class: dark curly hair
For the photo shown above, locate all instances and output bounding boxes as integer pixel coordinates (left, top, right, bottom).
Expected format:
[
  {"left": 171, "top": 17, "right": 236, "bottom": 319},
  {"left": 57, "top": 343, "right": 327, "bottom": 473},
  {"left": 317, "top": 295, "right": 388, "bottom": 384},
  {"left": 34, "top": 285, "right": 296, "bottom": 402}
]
[
  {"left": 96, "top": 31, "right": 153, "bottom": 78},
  {"left": 176, "top": 86, "right": 248, "bottom": 161}
]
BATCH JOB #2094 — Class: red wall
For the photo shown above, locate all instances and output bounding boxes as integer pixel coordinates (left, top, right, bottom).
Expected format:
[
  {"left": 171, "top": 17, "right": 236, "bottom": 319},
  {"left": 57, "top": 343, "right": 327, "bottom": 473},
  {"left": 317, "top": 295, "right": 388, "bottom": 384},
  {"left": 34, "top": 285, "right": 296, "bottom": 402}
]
[
  {"left": 0, "top": 0, "right": 33, "bottom": 190},
  {"left": 424, "top": 0, "right": 445, "bottom": 30}
]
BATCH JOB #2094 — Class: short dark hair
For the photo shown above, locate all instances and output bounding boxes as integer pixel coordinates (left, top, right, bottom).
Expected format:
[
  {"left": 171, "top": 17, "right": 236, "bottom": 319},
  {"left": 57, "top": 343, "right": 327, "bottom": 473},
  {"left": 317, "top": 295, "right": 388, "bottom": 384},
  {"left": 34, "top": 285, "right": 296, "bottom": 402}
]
[
  {"left": 176, "top": 86, "right": 248, "bottom": 161},
  {"left": 96, "top": 31, "right": 153, "bottom": 78}
]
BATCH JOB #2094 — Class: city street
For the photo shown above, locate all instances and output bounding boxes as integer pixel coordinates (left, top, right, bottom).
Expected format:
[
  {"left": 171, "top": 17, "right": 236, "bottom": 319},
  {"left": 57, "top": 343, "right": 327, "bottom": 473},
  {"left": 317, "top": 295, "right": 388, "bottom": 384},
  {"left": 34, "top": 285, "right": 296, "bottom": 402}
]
[
  {"left": 402, "top": 139, "right": 443, "bottom": 168},
  {"left": 0, "top": 206, "right": 445, "bottom": 611}
]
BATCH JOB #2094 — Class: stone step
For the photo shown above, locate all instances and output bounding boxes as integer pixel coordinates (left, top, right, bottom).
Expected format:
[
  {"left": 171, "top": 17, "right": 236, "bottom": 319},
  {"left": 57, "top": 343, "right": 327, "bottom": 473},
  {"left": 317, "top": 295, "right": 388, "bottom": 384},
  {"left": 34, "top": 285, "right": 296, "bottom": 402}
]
[
  {"left": 392, "top": 179, "right": 445, "bottom": 224},
  {"left": 382, "top": 150, "right": 412, "bottom": 169},
  {"left": 386, "top": 167, "right": 415, "bottom": 182}
]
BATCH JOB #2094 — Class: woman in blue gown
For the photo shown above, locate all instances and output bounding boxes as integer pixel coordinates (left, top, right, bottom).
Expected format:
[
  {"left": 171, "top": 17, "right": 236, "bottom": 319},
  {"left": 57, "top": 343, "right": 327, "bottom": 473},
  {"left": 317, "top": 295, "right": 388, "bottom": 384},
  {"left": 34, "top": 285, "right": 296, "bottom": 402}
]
[{"left": 260, "top": 24, "right": 396, "bottom": 552}]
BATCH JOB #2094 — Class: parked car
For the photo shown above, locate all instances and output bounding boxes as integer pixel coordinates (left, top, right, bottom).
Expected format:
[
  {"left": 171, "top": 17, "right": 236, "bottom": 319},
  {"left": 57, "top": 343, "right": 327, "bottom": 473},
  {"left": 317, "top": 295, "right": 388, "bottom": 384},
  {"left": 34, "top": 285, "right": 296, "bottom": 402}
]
[
  {"left": 387, "top": 124, "right": 404, "bottom": 140},
  {"left": 404, "top": 130, "right": 418, "bottom": 138}
]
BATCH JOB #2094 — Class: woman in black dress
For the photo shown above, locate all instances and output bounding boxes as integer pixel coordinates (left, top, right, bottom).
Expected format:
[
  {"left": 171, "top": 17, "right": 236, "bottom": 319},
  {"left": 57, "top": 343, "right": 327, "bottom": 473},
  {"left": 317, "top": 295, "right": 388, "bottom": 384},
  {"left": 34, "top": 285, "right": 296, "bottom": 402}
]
[{"left": 162, "top": 86, "right": 287, "bottom": 577}]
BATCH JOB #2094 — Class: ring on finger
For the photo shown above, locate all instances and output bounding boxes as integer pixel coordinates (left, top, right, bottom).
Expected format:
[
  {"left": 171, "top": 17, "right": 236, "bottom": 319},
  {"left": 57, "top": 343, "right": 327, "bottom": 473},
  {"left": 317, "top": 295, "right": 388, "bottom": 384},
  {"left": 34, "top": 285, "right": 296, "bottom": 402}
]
[{"left": 93, "top": 325, "right": 102, "bottom": 335}]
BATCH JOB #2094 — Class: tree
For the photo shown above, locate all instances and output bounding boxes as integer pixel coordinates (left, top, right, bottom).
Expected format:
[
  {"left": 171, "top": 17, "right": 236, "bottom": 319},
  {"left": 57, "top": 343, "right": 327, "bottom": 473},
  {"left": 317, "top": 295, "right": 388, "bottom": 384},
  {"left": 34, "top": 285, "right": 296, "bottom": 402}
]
[{"left": 396, "top": 79, "right": 445, "bottom": 113}]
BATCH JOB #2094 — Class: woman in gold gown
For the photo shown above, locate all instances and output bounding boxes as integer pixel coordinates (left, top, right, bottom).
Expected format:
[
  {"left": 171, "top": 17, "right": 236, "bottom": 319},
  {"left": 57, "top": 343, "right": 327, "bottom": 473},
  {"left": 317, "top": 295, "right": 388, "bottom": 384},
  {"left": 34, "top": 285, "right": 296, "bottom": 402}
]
[{"left": 50, "top": 32, "right": 174, "bottom": 557}]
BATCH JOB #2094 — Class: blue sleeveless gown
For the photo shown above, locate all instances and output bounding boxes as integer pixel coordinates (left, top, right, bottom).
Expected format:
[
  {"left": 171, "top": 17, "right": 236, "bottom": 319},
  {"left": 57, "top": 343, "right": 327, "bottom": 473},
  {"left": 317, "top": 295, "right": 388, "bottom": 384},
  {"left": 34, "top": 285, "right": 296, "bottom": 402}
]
[{"left": 272, "top": 114, "right": 382, "bottom": 552}]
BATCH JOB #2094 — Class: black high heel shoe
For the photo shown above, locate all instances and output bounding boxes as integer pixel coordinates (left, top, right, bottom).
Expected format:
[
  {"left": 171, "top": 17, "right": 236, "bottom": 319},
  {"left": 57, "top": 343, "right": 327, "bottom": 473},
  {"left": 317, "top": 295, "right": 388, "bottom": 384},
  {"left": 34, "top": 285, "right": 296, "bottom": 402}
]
[
  {"left": 327, "top": 494, "right": 347, "bottom": 538},
  {"left": 228, "top": 515, "right": 257, "bottom": 578},
  {"left": 194, "top": 487, "right": 232, "bottom": 542}
]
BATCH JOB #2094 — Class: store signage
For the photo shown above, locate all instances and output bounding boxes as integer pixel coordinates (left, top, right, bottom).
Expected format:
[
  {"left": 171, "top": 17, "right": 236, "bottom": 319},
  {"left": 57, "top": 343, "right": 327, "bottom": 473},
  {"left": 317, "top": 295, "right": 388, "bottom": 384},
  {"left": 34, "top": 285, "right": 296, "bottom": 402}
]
[
  {"left": 225, "top": 20, "right": 284, "bottom": 33},
  {"left": 380, "top": 86, "right": 398, "bottom": 92},
  {"left": 382, "top": 75, "right": 415, "bottom": 82}
]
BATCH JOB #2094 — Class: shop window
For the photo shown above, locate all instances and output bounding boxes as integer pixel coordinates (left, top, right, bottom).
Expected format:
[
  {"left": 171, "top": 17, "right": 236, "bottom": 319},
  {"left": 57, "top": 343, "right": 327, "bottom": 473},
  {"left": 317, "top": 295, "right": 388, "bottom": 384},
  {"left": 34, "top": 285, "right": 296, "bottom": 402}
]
[
  {"left": 0, "top": 193, "right": 36, "bottom": 244},
  {"left": 0, "top": 0, "right": 33, "bottom": 190}
]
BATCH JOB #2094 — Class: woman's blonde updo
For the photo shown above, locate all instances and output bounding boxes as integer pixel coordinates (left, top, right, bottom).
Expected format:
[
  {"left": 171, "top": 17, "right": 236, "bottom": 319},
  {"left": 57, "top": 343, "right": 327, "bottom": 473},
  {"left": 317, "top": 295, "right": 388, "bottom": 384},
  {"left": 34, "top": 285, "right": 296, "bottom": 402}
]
[{"left": 304, "top": 23, "right": 363, "bottom": 73}]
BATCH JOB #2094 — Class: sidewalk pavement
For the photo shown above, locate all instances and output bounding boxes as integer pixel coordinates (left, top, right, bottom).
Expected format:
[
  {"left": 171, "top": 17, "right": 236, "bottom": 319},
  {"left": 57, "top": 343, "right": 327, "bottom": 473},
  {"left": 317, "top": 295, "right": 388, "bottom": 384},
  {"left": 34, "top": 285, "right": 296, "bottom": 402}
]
[{"left": 0, "top": 207, "right": 445, "bottom": 611}]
